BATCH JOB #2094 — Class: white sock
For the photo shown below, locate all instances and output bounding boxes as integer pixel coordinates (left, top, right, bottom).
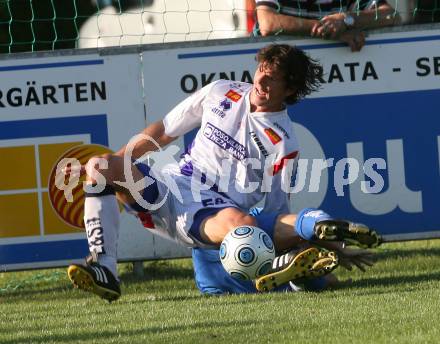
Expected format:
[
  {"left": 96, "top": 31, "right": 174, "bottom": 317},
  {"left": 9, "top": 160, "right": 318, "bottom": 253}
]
[{"left": 84, "top": 194, "right": 120, "bottom": 279}]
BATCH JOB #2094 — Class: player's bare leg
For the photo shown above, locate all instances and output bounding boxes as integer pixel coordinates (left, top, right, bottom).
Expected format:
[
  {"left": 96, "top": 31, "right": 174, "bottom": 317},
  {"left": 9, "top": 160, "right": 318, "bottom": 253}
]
[
  {"left": 199, "top": 207, "right": 258, "bottom": 245},
  {"left": 200, "top": 207, "right": 304, "bottom": 249}
]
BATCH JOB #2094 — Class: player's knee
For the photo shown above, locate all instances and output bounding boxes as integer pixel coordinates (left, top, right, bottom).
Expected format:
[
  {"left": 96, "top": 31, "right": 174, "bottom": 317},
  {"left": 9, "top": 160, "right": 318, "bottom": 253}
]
[{"left": 230, "top": 212, "right": 257, "bottom": 229}]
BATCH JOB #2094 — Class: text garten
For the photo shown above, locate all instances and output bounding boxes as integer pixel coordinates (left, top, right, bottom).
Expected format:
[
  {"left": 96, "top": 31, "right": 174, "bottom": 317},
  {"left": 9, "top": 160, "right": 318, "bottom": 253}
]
[{"left": 0, "top": 81, "right": 106, "bottom": 108}]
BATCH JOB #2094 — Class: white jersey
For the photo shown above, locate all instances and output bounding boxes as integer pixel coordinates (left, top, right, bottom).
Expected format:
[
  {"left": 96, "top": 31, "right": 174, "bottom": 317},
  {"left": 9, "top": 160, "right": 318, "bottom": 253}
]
[
  {"left": 138, "top": 79, "right": 300, "bottom": 247},
  {"left": 163, "top": 79, "right": 299, "bottom": 214}
]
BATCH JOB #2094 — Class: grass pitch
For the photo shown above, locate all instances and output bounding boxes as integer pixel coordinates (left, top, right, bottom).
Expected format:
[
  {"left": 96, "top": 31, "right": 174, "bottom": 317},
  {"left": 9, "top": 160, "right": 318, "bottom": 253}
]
[{"left": 1, "top": 240, "right": 440, "bottom": 344}]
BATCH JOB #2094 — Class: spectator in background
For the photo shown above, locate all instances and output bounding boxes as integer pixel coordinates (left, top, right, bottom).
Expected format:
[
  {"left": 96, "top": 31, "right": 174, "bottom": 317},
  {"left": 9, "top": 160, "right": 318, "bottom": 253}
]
[{"left": 254, "top": 0, "right": 400, "bottom": 51}]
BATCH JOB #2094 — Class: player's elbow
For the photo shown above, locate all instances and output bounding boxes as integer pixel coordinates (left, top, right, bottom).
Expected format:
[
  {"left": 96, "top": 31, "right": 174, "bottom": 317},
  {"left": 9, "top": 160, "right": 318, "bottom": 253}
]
[{"left": 159, "top": 133, "right": 178, "bottom": 147}]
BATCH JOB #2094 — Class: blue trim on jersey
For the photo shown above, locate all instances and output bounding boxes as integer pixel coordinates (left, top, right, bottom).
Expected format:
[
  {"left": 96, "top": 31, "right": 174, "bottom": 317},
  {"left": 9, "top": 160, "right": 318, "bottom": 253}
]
[
  {"left": 188, "top": 207, "right": 225, "bottom": 245},
  {"left": 127, "top": 162, "right": 159, "bottom": 212}
]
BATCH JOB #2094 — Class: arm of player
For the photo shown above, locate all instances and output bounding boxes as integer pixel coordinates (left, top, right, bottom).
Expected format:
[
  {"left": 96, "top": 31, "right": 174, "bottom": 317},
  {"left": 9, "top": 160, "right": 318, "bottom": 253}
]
[
  {"left": 115, "top": 120, "right": 176, "bottom": 159},
  {"left": 115, "top": 81, "right": 216, "bottom": 160},
  {"left": 61, "top": 121, "right": 175, "bottom": 176},
  {"left": 63, "top": 82, "right": 214, "bottom": 177}
]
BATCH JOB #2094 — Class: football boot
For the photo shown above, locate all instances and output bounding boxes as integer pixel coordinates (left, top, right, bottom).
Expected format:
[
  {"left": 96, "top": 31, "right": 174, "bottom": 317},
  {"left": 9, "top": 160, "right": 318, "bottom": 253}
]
[
  {"left": 255, "top": 247, "right": 338, "bottom": 292},
  {"left": 67, "top": 255, "right": 121, "bottom": 302},
  {"left": 314, "top": 220, "right": 382, "bottom": 249}
]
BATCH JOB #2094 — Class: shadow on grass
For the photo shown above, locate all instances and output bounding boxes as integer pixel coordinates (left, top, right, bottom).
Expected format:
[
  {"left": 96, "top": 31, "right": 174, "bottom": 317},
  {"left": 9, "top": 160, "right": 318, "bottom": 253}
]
[
  {"left": 1, "top": 261, "right": 195, "bottom": 300},
  {"left": 122, "top": 293, "right": 202, "bottom": 304},
  {"left": 375, "top": 246, "right": 440, "bottom": 260},
  {"left": 119, "top": 261, "right": 195, "bottom": 285},
  {"left": 4, "top": 246, "right": 440, "bottom": 301},
  {"left": 331, "top": 270, "right": 440, "bottom": 294},
  {"left": 0, "top": 285, "right": 72, "bottom": 303},
  {"left": 3, "top": 319, "right": 262, "bottom": 344}
]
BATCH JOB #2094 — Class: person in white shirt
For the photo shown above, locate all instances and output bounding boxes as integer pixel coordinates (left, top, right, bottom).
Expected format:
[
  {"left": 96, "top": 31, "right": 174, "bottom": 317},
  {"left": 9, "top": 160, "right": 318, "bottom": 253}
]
[{"left": 65, "top": 44, "right": 379, "bottom": 301}]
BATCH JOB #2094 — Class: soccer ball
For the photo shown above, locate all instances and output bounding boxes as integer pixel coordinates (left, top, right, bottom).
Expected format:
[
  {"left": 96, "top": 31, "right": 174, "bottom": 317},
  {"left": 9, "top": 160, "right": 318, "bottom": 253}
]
[{"left": 219, "top": 226, "right": 275, "bottom": 280}]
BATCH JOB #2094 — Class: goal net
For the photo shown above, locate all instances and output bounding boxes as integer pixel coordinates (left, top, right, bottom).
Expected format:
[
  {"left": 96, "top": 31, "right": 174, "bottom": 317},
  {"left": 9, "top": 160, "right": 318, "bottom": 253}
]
[{"left": 0, "top": 0, "right": 437, "bottom": 53}]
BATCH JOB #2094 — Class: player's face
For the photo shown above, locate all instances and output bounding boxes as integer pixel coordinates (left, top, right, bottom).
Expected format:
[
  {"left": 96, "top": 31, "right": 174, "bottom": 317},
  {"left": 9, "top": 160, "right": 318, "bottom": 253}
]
[{"left": 250, "top": 62, "right": 295, "bottom": 113}]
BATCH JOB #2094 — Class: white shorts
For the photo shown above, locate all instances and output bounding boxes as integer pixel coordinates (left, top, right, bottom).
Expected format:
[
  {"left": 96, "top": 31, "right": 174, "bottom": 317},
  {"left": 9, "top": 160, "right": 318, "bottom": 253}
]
[{"left": 129, "top": 163, "right": 240, "bottom": 248}]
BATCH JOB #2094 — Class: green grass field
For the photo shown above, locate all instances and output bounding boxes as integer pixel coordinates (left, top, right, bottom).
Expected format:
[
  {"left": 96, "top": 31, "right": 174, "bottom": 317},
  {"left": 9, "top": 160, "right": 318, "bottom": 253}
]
[{"left": 1, "top": 240, "right": 440, "bottom": 344}]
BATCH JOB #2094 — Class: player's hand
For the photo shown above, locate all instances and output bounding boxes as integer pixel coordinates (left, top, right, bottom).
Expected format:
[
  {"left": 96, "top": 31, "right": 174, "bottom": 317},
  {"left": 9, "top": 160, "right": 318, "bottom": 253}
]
[
  {"left": 339, "top": 30, "right": 365, "bottom": 52},
  {"left": 337, "top": 246, "right": 375, "bottom": 272},
  {"left": 312, "top": 240, "right": 375, "bottom": 272}
]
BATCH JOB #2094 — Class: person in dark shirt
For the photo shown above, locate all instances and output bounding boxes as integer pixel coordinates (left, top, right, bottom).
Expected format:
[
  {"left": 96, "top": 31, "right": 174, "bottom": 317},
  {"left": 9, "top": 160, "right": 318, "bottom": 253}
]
[{"left": 254, "top": 0, "right": 400, "bottom": 51}]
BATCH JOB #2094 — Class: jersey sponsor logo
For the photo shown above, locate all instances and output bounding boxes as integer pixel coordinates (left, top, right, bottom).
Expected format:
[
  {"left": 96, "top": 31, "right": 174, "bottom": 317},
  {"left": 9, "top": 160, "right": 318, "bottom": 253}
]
[
  {"left": 273, "top": 122, "right": 290, "bottom": 139},
  {"left": 211, "top": 107, "right": 227, "bottom": 118},
  {"left": 229, "top": 82, "right": 246, "bottom": 92},
  {"left": 264, "top": 128, "right": 282, "bottom": 145},
  {"left": 249, "top": 131, "right": 269, "bottom": 157},
  {"left": 211, "top": 98, "right": 231, "bottom": 118},
  {"left": 272, "top": 150, "right": 299, "bottom": 175},
  {"left": 203, "top": 122, "right": 247, "bottom": 160},
  {"left": 225, "top": 89, "right": 242, "bottom": 102},
  {"left": 220, "top": 98, "right": 232, "bottom": 110}
]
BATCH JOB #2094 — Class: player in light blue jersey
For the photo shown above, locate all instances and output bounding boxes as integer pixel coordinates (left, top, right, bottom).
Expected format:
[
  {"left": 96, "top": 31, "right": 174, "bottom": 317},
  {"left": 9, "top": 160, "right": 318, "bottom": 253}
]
[
  {"left": 65, "top": 44, "right": 380, "bottom": 301},
  {"left": 193, "top": 207, "right": 378, "bottom": 294}
]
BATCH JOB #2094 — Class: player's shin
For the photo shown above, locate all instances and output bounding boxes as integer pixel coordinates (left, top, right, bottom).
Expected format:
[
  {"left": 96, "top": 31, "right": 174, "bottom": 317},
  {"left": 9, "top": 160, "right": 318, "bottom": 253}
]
[{"left": 84, "top": 185, "right": 120, "bottom": 279}]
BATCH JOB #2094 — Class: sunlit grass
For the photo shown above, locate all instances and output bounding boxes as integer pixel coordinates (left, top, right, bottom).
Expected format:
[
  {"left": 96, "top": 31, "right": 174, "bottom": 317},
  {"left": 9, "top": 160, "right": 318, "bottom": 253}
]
[{"left": 1, "top": 240, "right": 440, "bottom": 343}]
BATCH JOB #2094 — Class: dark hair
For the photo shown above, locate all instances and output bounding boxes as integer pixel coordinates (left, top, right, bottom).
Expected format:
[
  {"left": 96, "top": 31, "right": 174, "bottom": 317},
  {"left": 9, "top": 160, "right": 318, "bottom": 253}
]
[{"left": 256, "top": 44, "right": 322, "bottom": 104}]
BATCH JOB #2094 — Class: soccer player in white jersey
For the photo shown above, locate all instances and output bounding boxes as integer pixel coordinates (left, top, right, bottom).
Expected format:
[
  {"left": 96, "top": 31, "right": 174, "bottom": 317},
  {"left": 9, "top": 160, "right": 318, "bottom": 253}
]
[{"left": 66, "top": 44, "right": 380, "bottom": 301}]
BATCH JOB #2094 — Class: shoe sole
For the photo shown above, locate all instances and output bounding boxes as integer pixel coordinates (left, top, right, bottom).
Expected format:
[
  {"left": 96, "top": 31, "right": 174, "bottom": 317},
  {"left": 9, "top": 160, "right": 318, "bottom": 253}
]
[
  {"left": 255, "top": 247, "right": 338, "bottom": 292},
  {"left": 67, "top": 265, "right": 120, "bottom": 302},
  {"left": 314, "top": 220, "right": 382, "bottom": 249}
]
